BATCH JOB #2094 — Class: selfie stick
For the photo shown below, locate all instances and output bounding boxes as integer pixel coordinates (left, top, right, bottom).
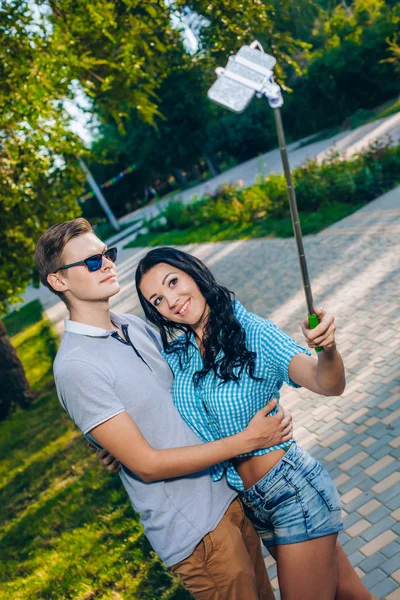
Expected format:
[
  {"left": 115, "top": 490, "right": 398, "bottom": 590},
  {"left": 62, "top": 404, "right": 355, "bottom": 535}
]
[{"left": 207, "top": 41, "right": 322, "bottom": 352}]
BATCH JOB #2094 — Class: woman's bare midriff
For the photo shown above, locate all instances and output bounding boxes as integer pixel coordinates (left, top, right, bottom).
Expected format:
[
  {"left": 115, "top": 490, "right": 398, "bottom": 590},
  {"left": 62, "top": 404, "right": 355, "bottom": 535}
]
[{"left": 233, "top": 447, "right": 289, "bottom": 490}]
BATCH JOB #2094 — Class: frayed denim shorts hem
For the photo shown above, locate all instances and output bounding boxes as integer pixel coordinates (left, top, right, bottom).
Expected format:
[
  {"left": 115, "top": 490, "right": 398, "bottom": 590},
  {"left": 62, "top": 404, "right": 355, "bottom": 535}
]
[{"left": 240, "top": 443, "right": 344, "bottom": 547}]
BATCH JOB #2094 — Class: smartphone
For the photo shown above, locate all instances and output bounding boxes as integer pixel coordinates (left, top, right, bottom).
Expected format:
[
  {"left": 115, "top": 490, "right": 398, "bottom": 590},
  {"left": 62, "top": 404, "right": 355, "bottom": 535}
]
[{"left": 207, "top": 45, "right": 276, "bottom": 113}]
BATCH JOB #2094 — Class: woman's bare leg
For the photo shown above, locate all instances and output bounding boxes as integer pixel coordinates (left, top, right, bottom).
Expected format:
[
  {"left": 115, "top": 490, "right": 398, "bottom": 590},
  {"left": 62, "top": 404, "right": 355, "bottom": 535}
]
[
  {"left": 335, "top": 542, "right": 378, "bottom": 600},
  {"left": 267, "top": 540, "right": 378, "bottom": 600},
  {"left": 275, "top": 534, "right": 338, "bottom": 600}
]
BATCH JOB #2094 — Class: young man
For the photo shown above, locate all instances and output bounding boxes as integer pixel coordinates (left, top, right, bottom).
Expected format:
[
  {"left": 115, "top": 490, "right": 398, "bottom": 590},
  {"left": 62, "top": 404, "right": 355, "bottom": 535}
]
[{"left": 35, "top": 218, "right": 295, "bottom": 600}]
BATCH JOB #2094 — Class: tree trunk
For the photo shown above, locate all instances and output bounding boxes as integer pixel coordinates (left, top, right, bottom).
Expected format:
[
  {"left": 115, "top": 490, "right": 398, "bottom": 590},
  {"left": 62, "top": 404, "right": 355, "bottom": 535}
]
[
  {"left": 0, "top": 320, "right": 35, "bottom": 421},
  {"left": 172, "top": 168, "right": 188, "bottom": 189},
  {"left": 202, "top": 148, "right": 221, "bottom": 177}
]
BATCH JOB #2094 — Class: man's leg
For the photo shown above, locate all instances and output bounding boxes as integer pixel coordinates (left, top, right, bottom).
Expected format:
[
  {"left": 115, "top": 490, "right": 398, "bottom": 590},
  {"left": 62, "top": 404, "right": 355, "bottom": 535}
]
[{"left": 171, "top": 498, "right": 274, "bottom": 600}]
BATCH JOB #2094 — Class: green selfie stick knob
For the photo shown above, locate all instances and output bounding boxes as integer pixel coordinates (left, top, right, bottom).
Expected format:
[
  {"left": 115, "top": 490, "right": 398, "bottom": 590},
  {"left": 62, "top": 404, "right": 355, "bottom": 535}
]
[{"left": 308, "top": 313, "right": 323, "bottom": 353}]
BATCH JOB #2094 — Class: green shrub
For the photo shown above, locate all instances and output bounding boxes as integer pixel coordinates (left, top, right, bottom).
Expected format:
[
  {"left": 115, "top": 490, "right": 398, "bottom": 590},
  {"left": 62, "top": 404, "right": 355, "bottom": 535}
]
[
  {"left": 147, "top": 140, "right": 400, "bottom": 236},
  {"left": 259, "top": 174, "right": 287, "bottom": 217},
  {"left": 3, "top": 299, "right": 43, "bottom": 337},
  {"left": 162, "top": 200, "right": 194, "bottom": 230}
]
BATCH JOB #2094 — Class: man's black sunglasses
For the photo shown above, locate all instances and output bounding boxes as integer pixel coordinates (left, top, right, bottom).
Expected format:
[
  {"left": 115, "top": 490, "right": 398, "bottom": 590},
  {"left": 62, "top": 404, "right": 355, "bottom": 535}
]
[{"left": 59, "top": 247, "right": 118, "bottom": 273}]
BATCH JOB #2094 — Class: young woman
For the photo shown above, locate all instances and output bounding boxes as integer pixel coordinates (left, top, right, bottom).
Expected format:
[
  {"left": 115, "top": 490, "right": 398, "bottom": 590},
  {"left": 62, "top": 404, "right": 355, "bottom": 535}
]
[{"left": 136, "top": 247, "right": 376, "bottom": 600}]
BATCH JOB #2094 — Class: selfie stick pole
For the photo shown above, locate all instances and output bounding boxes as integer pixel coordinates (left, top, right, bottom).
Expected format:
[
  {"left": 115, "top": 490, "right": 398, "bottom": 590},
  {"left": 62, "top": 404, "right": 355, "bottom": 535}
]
[{"left": 208, "top": 42, "right": 322, "bottom": 351}]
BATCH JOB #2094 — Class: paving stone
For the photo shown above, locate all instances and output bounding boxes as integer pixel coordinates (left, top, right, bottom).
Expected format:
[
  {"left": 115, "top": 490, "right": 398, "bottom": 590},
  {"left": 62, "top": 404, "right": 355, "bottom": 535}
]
[
  {"left": 343, "top": 512, "right": 362, "bottom": 528},
  {"left": 346, "top": 519, "right": 370, "bottom": 537},
  {"left": 264, "top": 554, "right": 275, "bottom": 569},
  {"left": 325, "top": 443, "right": 352, "bottom": 462},
  {"left": 364, "top": 455, "right": 395, "bottom": 477},
  {"left": 386, "top": 495, "right": 400, "bottom": 511},
  {"left": 360, "top": 516, "right": 396, "bottom": 542},
  {"left": 340, "top": 451, "right": 368, "bottom": 471},
  {"left": 354, "top": 566, "right": 365, "bottom": 579},
  {"left": 359, "top": 552, "right": 386, "bottom": 573},
  {"left": 370, "top": 460, "right": 399, "bottom": 483},
  {"left": 381, "top": 394, "right": 400, "bottom": 409},
  {"left": 320, "top": 430, "right": 346, "bottom": 447},
  {"left": 368, "top": 423, "right": 390, "bottom": 438},
  {"left": 392, "top": 569, "right": 400, "bottom": 585},
  {"left": 358, "top": 499, "right": 382, "bottom": 517},
  {"left": 268, "top": 564, "right": 277, "bottom": 579},
  {"left": 339, "top": 531, "right": 351, "bottom": 546},
  {"left": 339, "top": 472, "right": 368, "bottom": 494},
  {"left": 386, "top": 586, "right": 400, "bottom": 599},
  {"left": 392, "top": 521, "right": 400, "bottom": 535},
  {"left": 346, "top": 493, "right": 377, "bottom": 514},
  {"left": 344, "top": 407, "right": 369, "bottom": 424},
  {"left": 369, "top": 577, "right": 398, "bottom": 599},
  {"left": 358, "top": 478, "right": 374, "bottom": 492},
  {"left": 341, "top": 487, "right": 363, "bottom": 505},
  {"left": 342, "top": 537, "right": 365, "bottom": 555},
  {"left": 367, "top": 435, "right": 396, "bottom": 457},
  {"left": 360, "top": 530, "right": 397, "bottom": 557},
  {"left": 334, "top": 473, "right": 350, "bottom": 488},
  {"left": 360, "top": 436, "right": 377, "bottom": 448},
  {"left": 389, "top": 447, "right": 400, "bottom": 459},
  {"left": 382, "top": 407, "right": 400, "bottom": 425},
  {"left": 373, "top": 444, "right": 399, "bottom": 461},
  {"left": 270, "top": 576, "right": 279, "bottom": 591},
  {"left": 348, "top": 551, "right": 365, "bottom": 567},
  {"left": 378, "top": 482, "right": 400, "bottom": 504},
  {"left": 367, "top": 506, "right": 391, "bottom": 525},
  {"left": 360, "top": 568, "right": 386, "bottom": 590},
  {"left": 372, "top": 473, "right": 400, "bottom": 494},
  {"left": 380, "top": 540, "right": 400, "bottom": 558},
  {"left": 381, "top": 555, "right": 400, "bottom": 577},
  {"left": 360, "top": 456, "right": 376, "bottom": 470},
  {"left": 354, "top": 425, "right": 368, "bottom": 435}
]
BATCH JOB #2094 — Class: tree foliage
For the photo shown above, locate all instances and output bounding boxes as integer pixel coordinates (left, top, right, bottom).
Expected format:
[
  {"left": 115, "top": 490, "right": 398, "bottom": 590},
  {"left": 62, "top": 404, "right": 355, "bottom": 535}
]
[
  {"left": 0, "top": 0, "right": 184, "bottom": 312},
  {"left": 285, "top": 0, "right": 400, "bottom": 137},
  {"left": 0, "top": 0, "right": 84, "bottom": 312}
]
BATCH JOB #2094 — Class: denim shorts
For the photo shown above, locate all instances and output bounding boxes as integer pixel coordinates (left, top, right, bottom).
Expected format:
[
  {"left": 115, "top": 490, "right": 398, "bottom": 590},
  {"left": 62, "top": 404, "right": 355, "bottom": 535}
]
[{"left": 240, "top": 443, "right": 343, "bottom": 546}]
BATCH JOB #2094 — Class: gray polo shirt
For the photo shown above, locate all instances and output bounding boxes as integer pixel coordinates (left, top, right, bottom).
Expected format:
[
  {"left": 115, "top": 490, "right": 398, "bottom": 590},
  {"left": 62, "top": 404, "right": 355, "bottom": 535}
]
[{"left": 54, "top": 312, "right": 236, "bottom": 566}]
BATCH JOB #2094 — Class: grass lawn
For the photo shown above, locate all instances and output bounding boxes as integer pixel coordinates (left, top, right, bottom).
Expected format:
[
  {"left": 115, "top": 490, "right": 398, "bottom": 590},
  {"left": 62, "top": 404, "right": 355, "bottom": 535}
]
[
  {"left": 125, "top": 202, "right": 363, "bottom": 248},
  {"left": 0, "top": 303, "right": 190, "bottom": 599},
  {"left": 93, "top": 219, "right": 139, "bottom": 242},
  {"left": 347, "top": 95, "right": 400, "bottom": 129}
]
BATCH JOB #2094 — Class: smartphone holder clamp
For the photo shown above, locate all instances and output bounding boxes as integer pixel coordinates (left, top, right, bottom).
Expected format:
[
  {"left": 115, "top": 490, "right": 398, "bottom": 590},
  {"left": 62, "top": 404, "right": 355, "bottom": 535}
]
[{"left": 214, "top": 42, "right": 283, "bottom": 109}]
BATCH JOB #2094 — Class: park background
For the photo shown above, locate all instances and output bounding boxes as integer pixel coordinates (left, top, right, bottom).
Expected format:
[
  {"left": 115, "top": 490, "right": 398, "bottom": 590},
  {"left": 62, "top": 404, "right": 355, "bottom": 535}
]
[{"left": 1, "top": 0, "right": 400, "bottom": 598}]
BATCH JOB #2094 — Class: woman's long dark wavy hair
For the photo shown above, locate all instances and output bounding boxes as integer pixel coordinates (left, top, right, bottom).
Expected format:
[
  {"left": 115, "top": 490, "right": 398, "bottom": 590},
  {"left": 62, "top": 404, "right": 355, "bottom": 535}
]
[{"left": 135, "top": 247, "right": 259, "bottom": 385}]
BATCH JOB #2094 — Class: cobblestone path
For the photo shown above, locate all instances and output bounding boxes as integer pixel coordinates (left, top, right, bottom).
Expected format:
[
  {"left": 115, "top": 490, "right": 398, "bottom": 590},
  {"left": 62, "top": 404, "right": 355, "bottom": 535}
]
[{"left": 111, "top": 186, "right": 400, "bottom": 599}]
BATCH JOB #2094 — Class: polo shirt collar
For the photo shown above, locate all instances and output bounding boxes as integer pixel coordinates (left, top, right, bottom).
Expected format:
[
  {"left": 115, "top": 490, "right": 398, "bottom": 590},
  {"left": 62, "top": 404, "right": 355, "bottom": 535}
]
[{"left": 64, "top": 311, "right": 126, "bottom": 338}]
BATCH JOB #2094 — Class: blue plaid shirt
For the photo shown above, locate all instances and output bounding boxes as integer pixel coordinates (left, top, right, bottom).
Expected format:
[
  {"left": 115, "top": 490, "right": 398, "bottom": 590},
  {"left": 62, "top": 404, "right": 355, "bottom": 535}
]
[{"left": 163, "top": 301, "right": 311, "bottom": 491}]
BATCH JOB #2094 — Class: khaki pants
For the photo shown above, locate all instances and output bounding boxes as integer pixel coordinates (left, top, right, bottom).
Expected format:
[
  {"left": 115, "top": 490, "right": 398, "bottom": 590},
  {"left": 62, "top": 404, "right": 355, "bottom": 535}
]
[{"left": 171, "top": 498, "right": 274, "bottom": 600}]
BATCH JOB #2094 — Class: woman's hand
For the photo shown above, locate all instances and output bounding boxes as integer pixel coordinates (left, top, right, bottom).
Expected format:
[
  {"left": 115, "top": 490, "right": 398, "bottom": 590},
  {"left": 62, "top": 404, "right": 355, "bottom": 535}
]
[
  {"left": 242, "top": 400, "right": 294, "bottom": 453},
  {"left": 88, "top": 443, "right": 121, "bottom": 473},
  {"left": 301, "top": 307, "right": 336, "bottom": 351},
  {"left": 290, "top": 306, "right": 345, "bottom": 396}
]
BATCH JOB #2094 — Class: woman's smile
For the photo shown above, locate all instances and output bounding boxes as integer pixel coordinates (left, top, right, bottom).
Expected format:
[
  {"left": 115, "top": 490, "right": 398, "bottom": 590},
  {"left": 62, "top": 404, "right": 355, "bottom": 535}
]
[{"left": 175, "top": 298, "right": 191, "bottom": 317}]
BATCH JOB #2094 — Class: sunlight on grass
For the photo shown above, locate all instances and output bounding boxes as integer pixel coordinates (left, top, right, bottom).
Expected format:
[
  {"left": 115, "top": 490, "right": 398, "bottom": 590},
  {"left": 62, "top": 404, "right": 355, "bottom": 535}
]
[
  {"left": 11, "top": 317, "right": 58, "bottom": 390},
  {"left": 125, "top": 203, "right": 363, "bottom": 248},
  {"left": 0, "top": 305, "right": 191, "bottom": 599}
]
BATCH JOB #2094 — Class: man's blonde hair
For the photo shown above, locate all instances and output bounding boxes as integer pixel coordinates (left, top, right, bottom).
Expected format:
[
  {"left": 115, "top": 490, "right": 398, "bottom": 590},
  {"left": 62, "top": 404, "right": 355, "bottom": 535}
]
[{"left": 35, "top": 218, "right": 93, "bottom": 301}]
